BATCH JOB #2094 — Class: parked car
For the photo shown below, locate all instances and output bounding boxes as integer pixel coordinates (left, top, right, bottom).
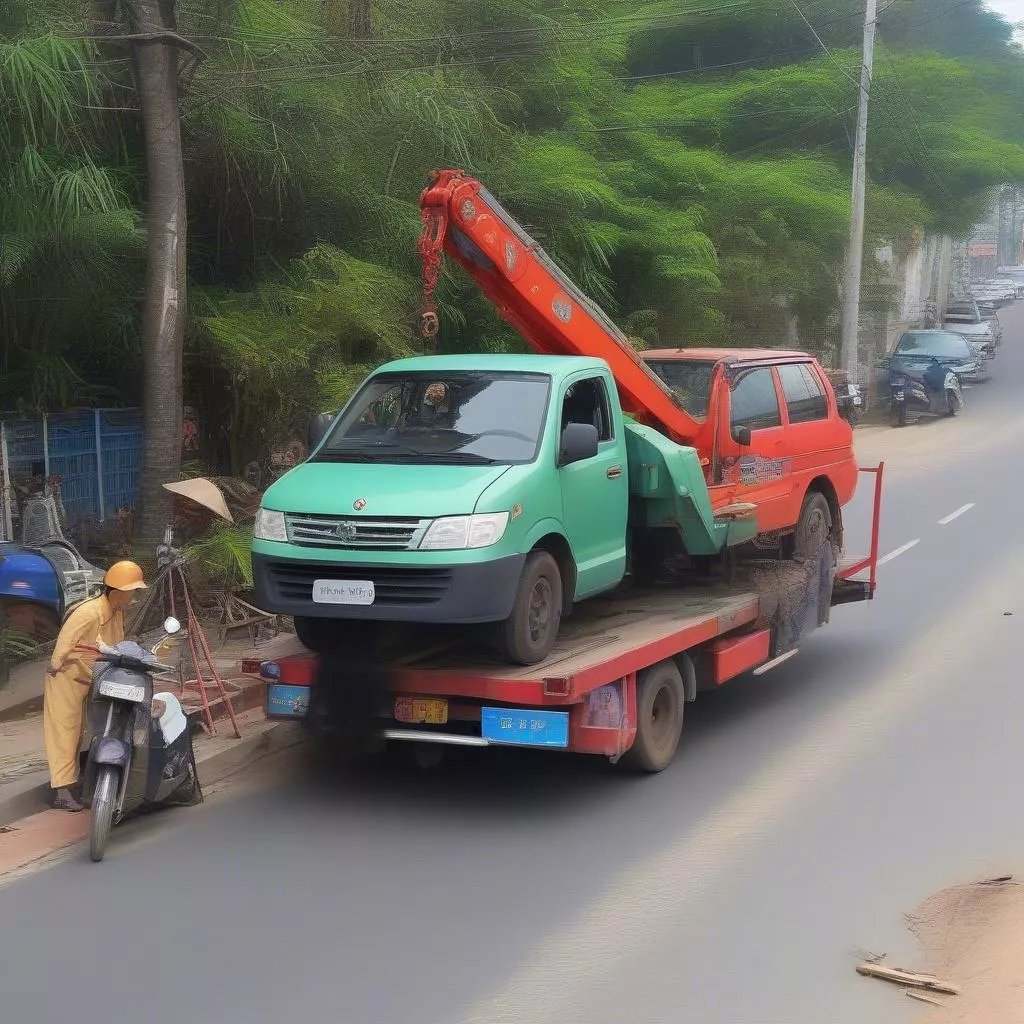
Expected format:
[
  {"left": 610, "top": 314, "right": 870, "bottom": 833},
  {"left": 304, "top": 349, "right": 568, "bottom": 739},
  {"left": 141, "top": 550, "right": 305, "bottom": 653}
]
[
  {"left": 995, "top": 266, "right": 1024, "bottom": 297},
  {"left": 972, "top": 282, "right": 1010, "bottom": 307},
  {"left": 941, "top": 299, "right": 996, "bottom": 369},
  {"left": 887, "top": 329, "right": 981, "bottom": 386},
  {"left": 991, "top": 278, "right": 1019, "bottom": 302}
]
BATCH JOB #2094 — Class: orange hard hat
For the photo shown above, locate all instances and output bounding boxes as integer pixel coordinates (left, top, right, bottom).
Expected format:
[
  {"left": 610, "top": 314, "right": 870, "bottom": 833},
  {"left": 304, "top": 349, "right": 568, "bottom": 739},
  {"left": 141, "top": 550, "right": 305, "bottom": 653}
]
[{"left": 103, "top": 560, "right": 148, "bottom": 592}]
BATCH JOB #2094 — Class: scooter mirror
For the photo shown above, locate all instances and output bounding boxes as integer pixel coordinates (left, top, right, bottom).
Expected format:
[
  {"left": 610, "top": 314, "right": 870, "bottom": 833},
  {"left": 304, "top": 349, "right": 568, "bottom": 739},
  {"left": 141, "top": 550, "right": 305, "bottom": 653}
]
[{"left": 163, "top": 616, "right": 182, "bottom": 635}]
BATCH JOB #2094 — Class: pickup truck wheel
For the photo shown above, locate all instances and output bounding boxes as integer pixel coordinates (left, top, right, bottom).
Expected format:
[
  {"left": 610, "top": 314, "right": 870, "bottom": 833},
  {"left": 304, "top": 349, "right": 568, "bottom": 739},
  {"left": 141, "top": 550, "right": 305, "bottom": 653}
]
[
  {"left": 620, "top": 660, "right": 685, "bottom": 773},
  {"left": 793, "top": 492, "right": 837, "bottom": 628},
  {"left": 497, "top": 551, "right": 562, "bottom": 665}
]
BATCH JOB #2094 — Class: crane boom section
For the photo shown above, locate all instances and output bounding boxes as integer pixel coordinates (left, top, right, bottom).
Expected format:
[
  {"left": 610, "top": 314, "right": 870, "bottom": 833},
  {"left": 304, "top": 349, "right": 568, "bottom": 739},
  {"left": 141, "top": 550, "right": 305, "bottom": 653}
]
[{"left": 418, "top": 170, "right": 702, "bottom": 444}]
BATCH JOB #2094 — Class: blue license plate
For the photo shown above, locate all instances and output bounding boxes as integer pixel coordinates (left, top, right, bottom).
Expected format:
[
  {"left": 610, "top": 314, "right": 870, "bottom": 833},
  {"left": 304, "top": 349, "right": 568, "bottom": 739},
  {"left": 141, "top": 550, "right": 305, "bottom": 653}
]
[{"left": 481, "top": 707, "right": 570, "bottom": 749}]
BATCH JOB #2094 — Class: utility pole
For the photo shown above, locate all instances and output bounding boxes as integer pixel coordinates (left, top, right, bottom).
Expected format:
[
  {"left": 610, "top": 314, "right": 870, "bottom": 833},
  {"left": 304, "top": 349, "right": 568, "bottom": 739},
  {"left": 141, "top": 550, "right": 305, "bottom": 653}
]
[{"left": 840, "top": 0, "right": 877, "bottom": 379}]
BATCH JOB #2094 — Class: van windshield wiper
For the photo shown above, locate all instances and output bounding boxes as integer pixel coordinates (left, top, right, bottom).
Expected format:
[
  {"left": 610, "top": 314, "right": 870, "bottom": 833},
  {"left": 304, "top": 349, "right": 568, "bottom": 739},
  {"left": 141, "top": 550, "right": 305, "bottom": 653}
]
[
  {"left": 315, "top": 439, "right": 428, "bottom": 461},
  {"left": 317, "top": 439, "right": 497, "bottom": 464}
]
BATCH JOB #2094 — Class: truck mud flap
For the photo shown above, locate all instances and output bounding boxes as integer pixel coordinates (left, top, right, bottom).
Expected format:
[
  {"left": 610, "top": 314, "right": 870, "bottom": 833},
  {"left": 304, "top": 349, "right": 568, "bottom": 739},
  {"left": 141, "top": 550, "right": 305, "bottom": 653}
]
[{"left": 830, "top": 577, "right": 873, "bottom": 607}]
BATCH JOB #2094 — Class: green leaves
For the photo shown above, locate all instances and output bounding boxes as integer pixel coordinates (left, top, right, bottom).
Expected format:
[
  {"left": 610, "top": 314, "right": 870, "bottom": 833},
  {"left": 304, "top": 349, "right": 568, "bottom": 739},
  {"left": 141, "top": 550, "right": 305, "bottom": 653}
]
[{"left": 4, "top": 0, "right": 1024, "bottom": 439}]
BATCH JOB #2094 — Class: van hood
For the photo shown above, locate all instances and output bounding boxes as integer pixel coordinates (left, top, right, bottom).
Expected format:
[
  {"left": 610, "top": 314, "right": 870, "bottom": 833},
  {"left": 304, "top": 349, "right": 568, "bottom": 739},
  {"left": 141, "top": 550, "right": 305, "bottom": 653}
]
[{"left": 261, "top": 461, "right": 511, "bottom": 518}]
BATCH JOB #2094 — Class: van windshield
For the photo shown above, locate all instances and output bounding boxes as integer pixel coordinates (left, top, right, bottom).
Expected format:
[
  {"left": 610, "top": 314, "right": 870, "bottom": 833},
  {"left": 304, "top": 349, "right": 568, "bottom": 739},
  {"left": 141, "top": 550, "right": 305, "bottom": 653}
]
[
  {"left": 643, "top": 359, "right": 716, "bottom": 421},
  {"left": 314, "top": 371, "right": 551, "bottom": 464}
]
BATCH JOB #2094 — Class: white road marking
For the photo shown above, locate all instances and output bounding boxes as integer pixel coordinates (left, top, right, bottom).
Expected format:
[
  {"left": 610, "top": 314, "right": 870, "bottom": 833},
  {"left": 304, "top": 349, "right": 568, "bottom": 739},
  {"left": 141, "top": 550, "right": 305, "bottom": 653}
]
[
  {"left": 876, "top": 539, "right": 920, "bottom": 566},
  {"left": 938, "top": 503, "right": 975, "bottom": 525},
  {"left": 456, "top": 547, "right": 1024, "bottom": 1024}
]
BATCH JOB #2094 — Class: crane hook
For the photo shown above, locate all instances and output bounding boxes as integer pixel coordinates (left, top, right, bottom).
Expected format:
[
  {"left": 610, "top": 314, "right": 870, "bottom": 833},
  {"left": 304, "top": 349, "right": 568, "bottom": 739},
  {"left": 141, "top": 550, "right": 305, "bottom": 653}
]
[{"left": 421, "top": 311, "right": 440, "bottom": 338}]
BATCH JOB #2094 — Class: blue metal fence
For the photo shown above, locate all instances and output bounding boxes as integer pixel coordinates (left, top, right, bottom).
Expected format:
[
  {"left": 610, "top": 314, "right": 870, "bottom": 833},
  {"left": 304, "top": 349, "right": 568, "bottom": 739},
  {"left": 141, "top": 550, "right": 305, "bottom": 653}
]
[{"left": 2, "top": 409, "right": 144, "bottom": 523}]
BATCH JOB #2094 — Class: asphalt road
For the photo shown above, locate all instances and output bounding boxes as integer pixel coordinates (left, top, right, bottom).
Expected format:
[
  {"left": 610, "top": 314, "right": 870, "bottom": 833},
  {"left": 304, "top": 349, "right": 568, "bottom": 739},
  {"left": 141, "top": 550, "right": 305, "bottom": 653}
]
[{"left": 3, "top": 308, "right": 1024, "bottom": 1024}]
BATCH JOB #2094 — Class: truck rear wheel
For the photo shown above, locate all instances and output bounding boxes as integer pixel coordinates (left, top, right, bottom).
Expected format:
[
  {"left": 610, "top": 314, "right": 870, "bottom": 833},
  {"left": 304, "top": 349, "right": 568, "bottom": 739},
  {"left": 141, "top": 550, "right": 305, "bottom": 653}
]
[
  {"left": 497, "top": 550, "right": 562, "bottom": 666},
  {"left": 620, "top": 660, "right": 685, "bottom": 773}
]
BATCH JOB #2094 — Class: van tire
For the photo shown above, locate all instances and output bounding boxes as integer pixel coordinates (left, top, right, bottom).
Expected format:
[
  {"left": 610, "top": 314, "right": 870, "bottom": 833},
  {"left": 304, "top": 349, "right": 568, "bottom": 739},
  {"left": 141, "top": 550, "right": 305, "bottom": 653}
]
[
  {"left": 497, "top": 551, "right": 563, "bottom": 665},
  {"left": 619, "top": 660, "right": 685, "bottom": 773}
]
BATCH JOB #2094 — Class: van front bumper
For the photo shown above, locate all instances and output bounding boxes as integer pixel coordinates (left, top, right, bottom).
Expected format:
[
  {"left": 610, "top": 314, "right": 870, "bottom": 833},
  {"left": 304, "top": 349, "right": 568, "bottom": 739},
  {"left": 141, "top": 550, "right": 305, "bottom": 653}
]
[{"left": 252, "top": 552, "right": 526, "bottom": 624}]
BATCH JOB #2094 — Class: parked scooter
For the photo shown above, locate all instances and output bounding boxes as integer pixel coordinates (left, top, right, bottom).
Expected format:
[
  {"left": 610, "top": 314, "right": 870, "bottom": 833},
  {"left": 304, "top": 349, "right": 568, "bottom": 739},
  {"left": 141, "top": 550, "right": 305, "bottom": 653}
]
[
  {"left": 889, "top": 361, "right": 963, "bottom": 427},
  {"left": 822, "top": 369, "right": 863, "bottom": 427},
  {"left": 79, "top": 617, "right": 203, "bottom": 862}
]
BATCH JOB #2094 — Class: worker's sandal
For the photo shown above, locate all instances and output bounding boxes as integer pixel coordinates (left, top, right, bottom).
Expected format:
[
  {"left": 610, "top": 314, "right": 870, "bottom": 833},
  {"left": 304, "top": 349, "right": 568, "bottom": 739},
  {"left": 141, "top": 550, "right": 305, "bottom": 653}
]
[{"left": 50, "top": 787, "right": 85, "bottom": 812}]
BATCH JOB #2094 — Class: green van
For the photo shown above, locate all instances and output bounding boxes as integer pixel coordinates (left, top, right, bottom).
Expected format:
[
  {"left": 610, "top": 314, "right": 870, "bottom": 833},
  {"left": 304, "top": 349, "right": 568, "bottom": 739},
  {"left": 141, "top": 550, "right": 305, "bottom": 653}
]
[{"left": 252, "top": 354, "right": 634, "bottom": 664}]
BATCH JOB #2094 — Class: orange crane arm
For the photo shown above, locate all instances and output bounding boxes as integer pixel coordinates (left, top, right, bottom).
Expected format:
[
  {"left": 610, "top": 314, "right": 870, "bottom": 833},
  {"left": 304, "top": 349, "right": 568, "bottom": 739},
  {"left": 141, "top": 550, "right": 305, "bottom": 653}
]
[{"left": 418, "top": 169, "right": 702, "bottom": 444}]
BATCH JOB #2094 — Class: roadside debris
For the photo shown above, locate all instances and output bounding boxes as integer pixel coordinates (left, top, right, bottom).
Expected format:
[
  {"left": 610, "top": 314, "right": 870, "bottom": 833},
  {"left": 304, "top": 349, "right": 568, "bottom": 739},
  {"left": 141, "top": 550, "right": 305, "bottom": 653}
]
[
  {"left": 855, "top": 962, "right": 961, "bottom": 996},
  {"left": 906, "top": 990, "right": 946, "bottom": 1007}
]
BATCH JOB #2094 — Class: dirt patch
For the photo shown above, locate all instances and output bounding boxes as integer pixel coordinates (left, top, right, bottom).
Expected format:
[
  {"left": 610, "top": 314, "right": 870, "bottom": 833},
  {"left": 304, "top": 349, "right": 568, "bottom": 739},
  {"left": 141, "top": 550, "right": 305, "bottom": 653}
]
[{"left": 898, "top": 878, "right": 1024, "bottom": 1022}]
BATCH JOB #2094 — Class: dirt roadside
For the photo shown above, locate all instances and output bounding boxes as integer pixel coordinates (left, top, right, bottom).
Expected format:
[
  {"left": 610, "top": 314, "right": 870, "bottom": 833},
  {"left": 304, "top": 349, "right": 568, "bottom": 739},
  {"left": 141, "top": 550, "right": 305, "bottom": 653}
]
[{"left": 866, "top": 878, "right": 1024, "bottom": 1023}]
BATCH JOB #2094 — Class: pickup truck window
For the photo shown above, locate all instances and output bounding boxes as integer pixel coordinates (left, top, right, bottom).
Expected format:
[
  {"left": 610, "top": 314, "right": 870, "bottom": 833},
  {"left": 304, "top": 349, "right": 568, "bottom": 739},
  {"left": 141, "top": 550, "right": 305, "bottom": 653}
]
[
  {"left": 561, "top": 377, "right": 613, "bottom": 442},
  {"left": 777, "top": 363, "right": 827, "bottom": 424},
  {"left": 642, "top": 359, "right": 714, "bottom": 421},
  {"left": 316, "top": 371, "right": 551, "bottom": 465},
  {"left": 729, "top": 367, "right": 781, "bottom": 432}
]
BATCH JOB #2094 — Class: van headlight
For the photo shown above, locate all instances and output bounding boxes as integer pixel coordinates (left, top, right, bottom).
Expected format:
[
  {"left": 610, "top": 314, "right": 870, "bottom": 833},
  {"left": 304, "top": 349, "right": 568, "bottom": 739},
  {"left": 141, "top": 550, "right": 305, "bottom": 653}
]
[
  {"left": 419, "top": 513, "right": 509, "bottom": 551},
  {"left": 254, "top": 508, "right": 288, "bottom": 543}
]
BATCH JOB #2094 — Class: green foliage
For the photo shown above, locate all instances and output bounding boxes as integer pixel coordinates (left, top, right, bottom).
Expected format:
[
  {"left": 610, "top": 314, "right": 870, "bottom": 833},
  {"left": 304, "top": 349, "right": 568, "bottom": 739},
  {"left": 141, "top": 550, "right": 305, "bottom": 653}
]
[
  {"left": 5, "top": 0, "right": 1024, "bottom": 442},
  {"left": 183, "top": 522, "right": 255, "bottom": 592}
]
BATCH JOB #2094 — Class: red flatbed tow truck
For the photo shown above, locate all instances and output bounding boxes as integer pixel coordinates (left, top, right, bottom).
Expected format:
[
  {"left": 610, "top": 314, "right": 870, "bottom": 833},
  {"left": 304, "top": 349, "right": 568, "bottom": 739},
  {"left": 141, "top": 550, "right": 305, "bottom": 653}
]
[{"left": 278, "top": 464, "right": 882, "bottom": 773}]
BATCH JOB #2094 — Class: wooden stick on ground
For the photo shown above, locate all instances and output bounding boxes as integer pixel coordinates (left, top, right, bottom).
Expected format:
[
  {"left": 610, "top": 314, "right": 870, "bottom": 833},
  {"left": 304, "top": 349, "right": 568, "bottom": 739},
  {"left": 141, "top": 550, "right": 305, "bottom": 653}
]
[
  {"left": 856, "top": 963, "right": 961, "bottom": 996},
  {"left": 906, "top": 990, "right": 946, "bottom": 1007}
]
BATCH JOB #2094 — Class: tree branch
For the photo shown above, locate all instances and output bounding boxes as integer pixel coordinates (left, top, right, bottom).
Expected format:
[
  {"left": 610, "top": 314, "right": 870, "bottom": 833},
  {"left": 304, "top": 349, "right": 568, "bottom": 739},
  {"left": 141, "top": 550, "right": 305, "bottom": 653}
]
[{"left": 93, "top": 30, "right": 207, "bottom": 60}]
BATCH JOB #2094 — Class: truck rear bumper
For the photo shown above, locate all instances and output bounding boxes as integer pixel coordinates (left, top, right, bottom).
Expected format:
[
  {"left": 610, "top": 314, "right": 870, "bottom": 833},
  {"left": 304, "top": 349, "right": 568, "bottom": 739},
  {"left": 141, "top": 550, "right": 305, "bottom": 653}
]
[{"left": 252, "top": 551, "right": 525, "bottom": 624}]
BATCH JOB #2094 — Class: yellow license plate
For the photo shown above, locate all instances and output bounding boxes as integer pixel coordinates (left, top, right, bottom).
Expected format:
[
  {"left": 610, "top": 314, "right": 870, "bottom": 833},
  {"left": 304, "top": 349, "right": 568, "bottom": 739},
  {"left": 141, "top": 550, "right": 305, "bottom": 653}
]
[{"left": 394, "top": 697, "right": 448, "bottom": 725}]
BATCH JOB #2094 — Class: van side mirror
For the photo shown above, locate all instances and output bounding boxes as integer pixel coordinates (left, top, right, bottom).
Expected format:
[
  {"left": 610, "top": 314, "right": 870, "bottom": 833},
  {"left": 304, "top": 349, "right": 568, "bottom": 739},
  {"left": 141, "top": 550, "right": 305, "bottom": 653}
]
[
  {"left": 731, "top": 426, "right": 752, "bottom": 447},
  {"left": 308, "top": 412, "right": 336, "bottom": 450},
  {"left": 558, "top": 423, "right": 599, "bottom": 466}
]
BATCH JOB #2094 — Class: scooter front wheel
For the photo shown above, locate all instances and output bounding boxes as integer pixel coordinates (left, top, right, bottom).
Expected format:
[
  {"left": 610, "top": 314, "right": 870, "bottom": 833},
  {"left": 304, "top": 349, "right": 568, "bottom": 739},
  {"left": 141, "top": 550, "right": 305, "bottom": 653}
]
[{"left": 89, "top": 766, "right": 119, "bottom": 862}]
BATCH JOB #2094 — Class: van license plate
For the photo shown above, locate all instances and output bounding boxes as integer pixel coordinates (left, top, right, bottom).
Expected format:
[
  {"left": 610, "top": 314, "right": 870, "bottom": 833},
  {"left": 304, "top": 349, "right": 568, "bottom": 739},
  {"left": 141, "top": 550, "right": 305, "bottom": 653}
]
[
  {"left": 312, "top": 580, "right": 375, "bottom": 605},
  {"left": 394, "top": 697, "right": 448, "bottom": 725}
]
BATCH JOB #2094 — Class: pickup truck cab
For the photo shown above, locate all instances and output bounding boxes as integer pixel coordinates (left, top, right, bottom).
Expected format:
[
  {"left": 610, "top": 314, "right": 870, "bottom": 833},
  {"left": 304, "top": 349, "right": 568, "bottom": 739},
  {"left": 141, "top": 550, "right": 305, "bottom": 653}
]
[
  {"left": 641, "top": 348, "right": 858, "bottom": 537},
  {"left": 253, "top": 354, "right": 632, "bottom": 664}
]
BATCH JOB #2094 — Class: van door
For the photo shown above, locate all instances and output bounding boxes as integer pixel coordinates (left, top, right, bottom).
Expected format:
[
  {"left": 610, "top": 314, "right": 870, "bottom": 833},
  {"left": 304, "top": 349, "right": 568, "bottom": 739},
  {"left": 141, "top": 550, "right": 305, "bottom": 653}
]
[
  {"left": 713, "top": 364, "right": 792, "bottom": 531},
  {"left": 557, "top": 374, "right": 628, "bottom": 598}
]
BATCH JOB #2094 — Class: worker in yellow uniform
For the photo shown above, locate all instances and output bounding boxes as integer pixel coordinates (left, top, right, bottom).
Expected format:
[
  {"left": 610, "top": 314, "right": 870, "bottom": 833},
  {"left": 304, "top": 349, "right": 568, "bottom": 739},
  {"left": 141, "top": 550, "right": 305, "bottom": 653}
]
[{"left": 43, "top": 561, "right": 148, "bottom": 811}]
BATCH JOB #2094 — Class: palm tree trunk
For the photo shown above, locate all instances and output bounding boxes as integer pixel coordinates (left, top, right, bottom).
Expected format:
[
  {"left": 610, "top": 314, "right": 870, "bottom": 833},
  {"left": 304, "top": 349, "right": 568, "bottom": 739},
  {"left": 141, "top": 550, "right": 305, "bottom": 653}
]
[
  {"left": 349, "top": 0, "right": 372, "bottom": 39},
  {"left": 126, "top": 0, "right": 186, "bottom": 548}
]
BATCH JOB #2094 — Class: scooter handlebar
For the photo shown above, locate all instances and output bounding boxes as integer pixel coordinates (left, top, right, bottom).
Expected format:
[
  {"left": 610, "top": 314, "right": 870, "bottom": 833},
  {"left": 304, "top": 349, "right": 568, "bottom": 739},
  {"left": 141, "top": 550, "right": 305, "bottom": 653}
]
[{"left": 73, "top": 643, "right": 175, "bottom": 673}]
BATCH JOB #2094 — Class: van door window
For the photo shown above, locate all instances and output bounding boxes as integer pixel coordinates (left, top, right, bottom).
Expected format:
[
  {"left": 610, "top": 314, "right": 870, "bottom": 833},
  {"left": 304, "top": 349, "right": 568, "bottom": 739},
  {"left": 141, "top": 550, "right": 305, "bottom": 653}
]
[
  {"left": 729, "top": 367, "right": 781, "bottom": 432},
  {"left": 561, "top": 377, "right": 613, "bottom": 443},
  {"left": 777, "top": 363, "right": 828, "bottom": 423}
]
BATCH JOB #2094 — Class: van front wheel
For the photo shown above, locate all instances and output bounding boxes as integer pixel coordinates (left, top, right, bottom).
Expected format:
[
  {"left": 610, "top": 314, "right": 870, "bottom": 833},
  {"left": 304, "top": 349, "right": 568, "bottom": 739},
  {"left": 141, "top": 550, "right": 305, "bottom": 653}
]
[{"left": 497, "top": 551, "right": 563, "bottom": 666}]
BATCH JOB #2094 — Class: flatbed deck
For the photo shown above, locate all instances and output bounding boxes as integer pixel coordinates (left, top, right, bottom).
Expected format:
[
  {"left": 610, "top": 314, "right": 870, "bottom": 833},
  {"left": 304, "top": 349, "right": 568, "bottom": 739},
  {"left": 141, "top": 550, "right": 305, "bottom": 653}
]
[
  {"left": 392, "top": 587, "right": 760, "bottom": 704},
  {"left": 289, "top": 464, "right": 885, "bottom": 768}
]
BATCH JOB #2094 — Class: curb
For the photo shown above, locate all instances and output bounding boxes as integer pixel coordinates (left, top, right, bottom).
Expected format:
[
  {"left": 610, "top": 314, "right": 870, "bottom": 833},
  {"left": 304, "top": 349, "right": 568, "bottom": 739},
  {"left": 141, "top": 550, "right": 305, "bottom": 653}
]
[{"left": 0, "top": 717, "right": 305, "bottom": 829}]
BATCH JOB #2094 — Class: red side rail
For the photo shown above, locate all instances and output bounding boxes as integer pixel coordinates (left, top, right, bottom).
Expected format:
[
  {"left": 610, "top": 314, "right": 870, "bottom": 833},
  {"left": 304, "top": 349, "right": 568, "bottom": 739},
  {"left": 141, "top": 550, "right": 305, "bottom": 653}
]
[{"left": 837, "top": 462, "right": 885, "bottom": 596}]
